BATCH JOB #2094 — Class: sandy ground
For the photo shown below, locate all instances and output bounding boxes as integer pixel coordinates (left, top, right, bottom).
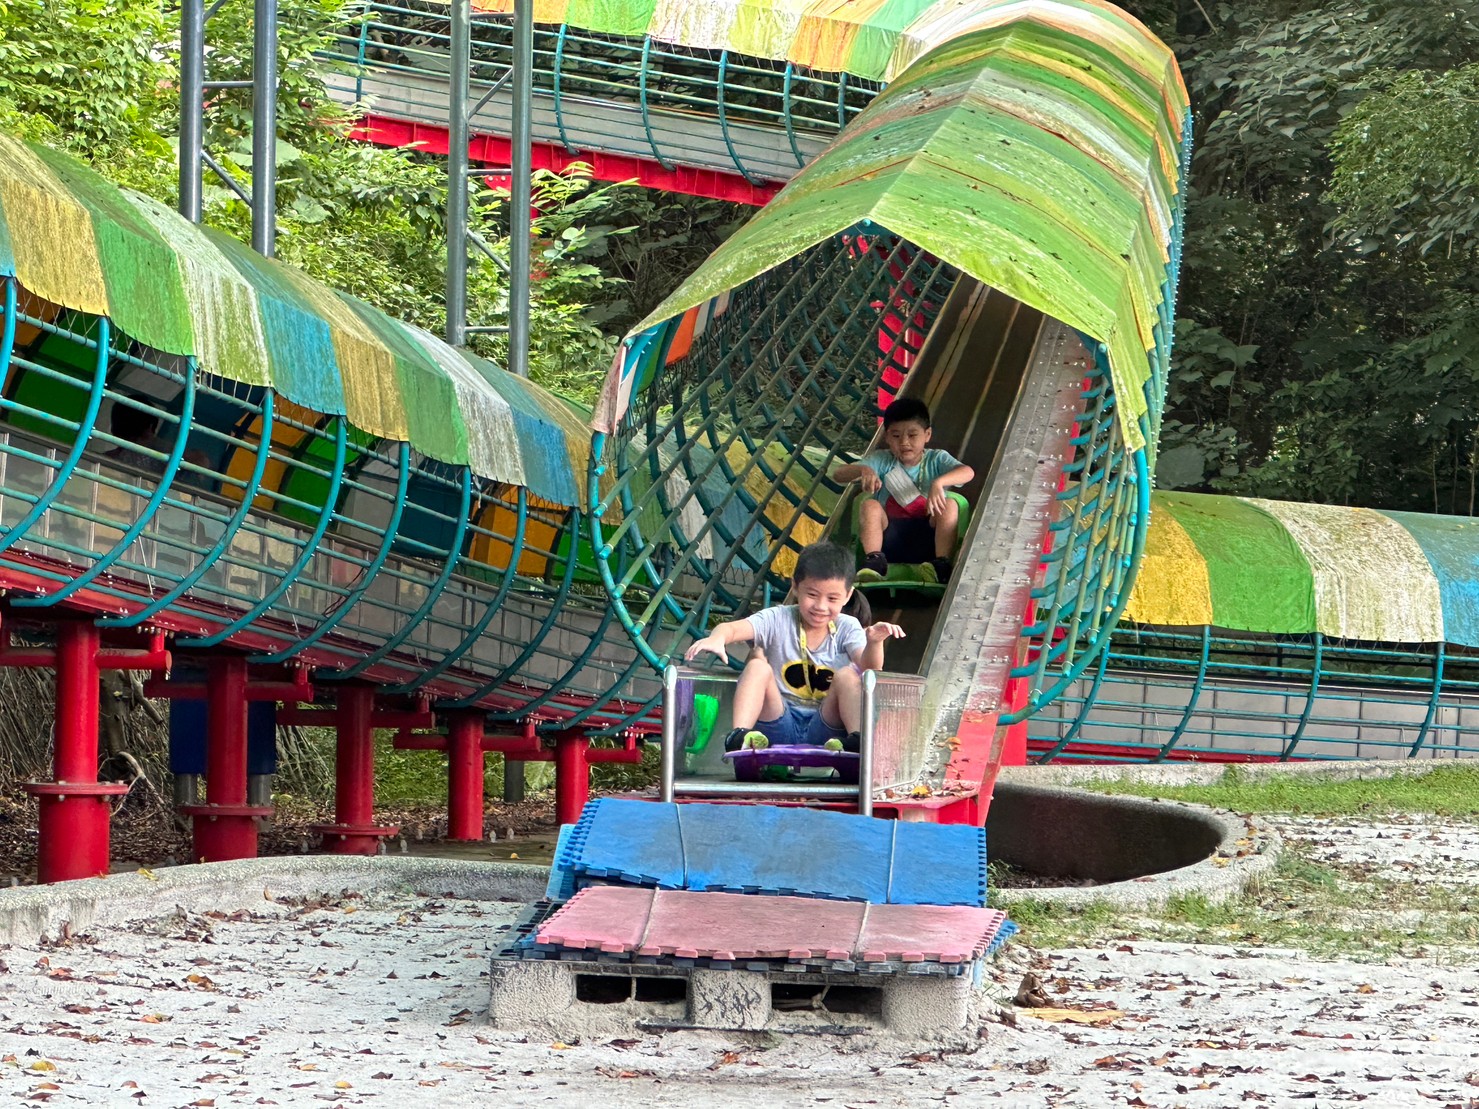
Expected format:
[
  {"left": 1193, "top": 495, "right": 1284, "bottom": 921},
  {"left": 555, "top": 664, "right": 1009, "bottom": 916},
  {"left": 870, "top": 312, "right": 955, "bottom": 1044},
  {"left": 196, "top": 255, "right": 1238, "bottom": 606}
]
[{"left": 3, "top": 817, "right": 1479, "bottom": 1107}]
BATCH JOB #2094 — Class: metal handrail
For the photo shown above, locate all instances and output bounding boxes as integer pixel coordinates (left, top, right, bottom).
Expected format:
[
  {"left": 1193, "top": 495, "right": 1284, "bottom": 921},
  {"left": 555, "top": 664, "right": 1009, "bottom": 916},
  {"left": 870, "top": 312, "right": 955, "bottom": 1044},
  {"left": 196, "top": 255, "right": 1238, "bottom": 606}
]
[{"left": 660, "top": 662, "right": 880, "bottom": 814}]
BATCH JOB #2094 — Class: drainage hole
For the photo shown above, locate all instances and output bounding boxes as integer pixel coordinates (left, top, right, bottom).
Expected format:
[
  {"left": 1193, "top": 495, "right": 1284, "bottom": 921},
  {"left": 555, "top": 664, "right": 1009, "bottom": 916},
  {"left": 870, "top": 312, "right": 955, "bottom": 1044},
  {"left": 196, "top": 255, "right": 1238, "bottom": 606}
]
[
  {"left": 822, "top": 984, "right": 884, "bottom": 1017},
  {"left": 575, "top": 975, "right": 632, "bottom": 1004},
  {"left": 634, "top": 977, "right": 687, "bottom": 1003}
]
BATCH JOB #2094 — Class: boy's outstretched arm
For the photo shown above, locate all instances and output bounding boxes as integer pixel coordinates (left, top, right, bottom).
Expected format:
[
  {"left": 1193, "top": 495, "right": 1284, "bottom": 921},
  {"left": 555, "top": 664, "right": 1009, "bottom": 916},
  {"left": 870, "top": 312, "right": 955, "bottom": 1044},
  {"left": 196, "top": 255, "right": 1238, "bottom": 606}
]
[
  {"left": 684, "top": 618, "right": 757, "bottom": 663},
  {"left": 854, "top": 621, "right": 906, "bottom": 672}
]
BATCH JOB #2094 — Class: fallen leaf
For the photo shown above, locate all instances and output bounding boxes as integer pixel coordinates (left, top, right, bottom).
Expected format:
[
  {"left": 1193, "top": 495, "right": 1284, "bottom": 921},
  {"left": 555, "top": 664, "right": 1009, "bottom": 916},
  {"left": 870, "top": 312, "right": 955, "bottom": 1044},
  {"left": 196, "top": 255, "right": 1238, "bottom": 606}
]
[
  {"left": 136, "top": 868, "right": 158, "bottom": 881},
  {"left": 29, "top": 1062, "right": 56, "bottom": 1073},
  {"left": 334, "top": 1081, "right": 352, "bottom": 1089},
  {"left": 1021, "top": 1008, "right": 1124, "bottom": 1026},
  {"left": 550, "top": 1042, "right": 571, "bottom": 1051}
]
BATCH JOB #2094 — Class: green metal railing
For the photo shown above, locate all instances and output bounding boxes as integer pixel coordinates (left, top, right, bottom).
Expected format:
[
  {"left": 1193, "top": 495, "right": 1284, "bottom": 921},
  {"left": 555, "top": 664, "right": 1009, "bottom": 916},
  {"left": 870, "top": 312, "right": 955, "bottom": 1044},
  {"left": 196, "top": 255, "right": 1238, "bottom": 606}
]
[
  {"left": 1028, "top": 627, "right": 1479, "bottom": 762},
  {"left": 590, "top": 230, "right": 954, "bottom": 670},
  {"left": 0, "top": 277, "right": 657, "bottom": 732},
  {"left": 322, "top": 0, "right": 879, "bottom": 181}
]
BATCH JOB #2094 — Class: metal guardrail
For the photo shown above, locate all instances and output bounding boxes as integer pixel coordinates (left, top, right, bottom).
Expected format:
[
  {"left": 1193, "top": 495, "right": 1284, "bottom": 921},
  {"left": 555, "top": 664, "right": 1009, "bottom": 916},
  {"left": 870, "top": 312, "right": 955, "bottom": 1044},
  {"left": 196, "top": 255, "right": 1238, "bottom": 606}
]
[
  {"left": 661, "top": 663, "right": 892, "bottom": 814},
  {"left": 1028, "top": 626, "right": 1479, "bottom": 762},
  {"left": 319, "top": 0, "right": 877, "bottom": 184}
]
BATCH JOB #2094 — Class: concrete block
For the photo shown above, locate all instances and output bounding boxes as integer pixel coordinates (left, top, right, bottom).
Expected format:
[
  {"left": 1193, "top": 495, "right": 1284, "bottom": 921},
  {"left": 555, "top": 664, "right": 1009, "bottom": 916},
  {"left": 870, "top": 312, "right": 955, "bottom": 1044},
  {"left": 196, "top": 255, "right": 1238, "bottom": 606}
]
[
  {"left": 688, "top": 969, "right": 771, "bottom": 1031},
  {"left": 882, "top": 974, "right": 969, "bottom": 1038},
  {"left": 487, "top": 958, "right": 577, "bottom": 1029}
]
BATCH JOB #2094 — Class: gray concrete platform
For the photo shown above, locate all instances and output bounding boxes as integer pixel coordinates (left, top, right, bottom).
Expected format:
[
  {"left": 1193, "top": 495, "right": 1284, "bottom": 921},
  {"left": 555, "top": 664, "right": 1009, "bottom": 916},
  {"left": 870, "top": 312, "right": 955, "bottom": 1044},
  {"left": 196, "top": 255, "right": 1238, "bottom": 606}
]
[{"left": 487, "top": 951, "right": 974, "bottom": 1039}]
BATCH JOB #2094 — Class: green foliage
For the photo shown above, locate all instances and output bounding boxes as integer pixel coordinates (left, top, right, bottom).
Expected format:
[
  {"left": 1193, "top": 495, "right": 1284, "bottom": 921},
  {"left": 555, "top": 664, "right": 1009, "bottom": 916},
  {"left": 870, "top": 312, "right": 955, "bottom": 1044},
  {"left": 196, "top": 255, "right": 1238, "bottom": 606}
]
[
  {"left": 1120, "top": 0, "right": 1479, "bottom": 511},
  {"left": 0, "top": 0, "right": 638, "bottom": 405},
  {"left": 0, "top": 0, "right": 171, "bottom": 152}
]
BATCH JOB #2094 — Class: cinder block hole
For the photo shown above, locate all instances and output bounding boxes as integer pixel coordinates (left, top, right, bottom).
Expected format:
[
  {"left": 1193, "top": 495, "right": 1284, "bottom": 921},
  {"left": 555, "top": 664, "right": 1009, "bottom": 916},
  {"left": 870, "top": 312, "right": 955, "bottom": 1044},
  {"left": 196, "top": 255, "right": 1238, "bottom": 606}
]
[
  {"left": 771, "top": 983, "right": 824, "bottom": 1011},
  {"left": 575, "top": 975, "right": 632, "bottom": 1004},
  {"left": 821, "top": 985, "right": 884, "bottom": 1018},
  {"left": 633, "top": 977, "right": 687, "bottom": 1004}
]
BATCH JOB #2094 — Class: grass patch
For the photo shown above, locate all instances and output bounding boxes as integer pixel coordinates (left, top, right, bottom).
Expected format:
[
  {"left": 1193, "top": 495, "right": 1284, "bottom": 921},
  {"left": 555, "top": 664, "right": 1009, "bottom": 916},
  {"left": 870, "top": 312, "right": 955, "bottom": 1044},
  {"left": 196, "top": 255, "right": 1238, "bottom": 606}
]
[
  {"left": 1003, "top": 847, "right": 1479, "bottom": 961},
  {"left": 1076, "top": 764, "right": 1479, "bottom": 818}
]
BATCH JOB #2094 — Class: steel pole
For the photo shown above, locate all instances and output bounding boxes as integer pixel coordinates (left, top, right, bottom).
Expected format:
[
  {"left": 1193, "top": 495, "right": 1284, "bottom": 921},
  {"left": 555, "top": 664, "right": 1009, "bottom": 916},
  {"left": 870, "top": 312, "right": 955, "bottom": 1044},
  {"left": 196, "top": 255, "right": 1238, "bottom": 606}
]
[
  {"left": 179, "top": 0, "right": 205, "bottom": 222},
  {"left": 660, "top": 665, "right": 678, "bottom": 802},
  {"left": 250, "top": 0, "right": 278, "bottom": 257},
  {"left": 858, "top": 669, "right": 876, "bottom": 817},
  {"left": 509, "top": 0, "right": 533, "bottom": 377},
  {"left": 445, "top": 0, "right": 471, "bottom": 346},
  {"left": 446, "top": 713, "right": 485, "bottom": 840}
]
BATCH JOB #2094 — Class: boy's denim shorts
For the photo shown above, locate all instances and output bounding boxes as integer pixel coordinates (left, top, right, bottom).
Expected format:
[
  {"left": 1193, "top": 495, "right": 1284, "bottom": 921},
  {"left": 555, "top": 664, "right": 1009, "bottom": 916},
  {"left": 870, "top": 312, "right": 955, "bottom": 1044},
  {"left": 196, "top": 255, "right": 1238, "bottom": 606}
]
[{"left": 755, "top": 702, "right": 846, "bottom": 746}]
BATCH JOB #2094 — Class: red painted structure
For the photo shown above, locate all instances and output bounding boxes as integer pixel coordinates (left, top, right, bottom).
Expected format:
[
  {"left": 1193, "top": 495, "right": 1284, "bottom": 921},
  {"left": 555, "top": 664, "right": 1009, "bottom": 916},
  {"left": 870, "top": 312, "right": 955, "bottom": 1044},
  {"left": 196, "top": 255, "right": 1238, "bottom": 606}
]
[
  {"left": 397, "top": 719, "right": 644, "bottom": 833},
  {"left": 277, "top": 690, "right": 433, "bottom": 854},
  {"left": 7, "top": 621, "right": 170, "bottom": 883},
  {"left": 351, "top": 115, "right": 781, "bottom": 207},
  {"left": 148, "top": 663, "right": 314, "bottom": 863}
]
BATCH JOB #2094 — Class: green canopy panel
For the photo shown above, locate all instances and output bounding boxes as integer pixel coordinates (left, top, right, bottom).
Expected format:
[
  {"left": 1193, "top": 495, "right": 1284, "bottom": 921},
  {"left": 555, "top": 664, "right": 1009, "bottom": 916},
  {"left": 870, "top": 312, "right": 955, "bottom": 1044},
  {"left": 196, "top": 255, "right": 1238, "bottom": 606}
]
[
  {"left": 593, "top": 0, "right": 1190, "bottom": 453},
  {"left": 0, "top": 134, "right": 589, "bottom": 507}
]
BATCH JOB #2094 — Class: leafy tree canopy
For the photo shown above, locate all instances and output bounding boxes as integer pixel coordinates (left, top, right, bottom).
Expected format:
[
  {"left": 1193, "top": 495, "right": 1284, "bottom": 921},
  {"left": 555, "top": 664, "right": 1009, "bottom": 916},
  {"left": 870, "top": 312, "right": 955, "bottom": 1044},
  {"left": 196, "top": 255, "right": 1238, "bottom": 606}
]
[{"left": 1124, "top": 0, "right": 1479, "bottom": 514}]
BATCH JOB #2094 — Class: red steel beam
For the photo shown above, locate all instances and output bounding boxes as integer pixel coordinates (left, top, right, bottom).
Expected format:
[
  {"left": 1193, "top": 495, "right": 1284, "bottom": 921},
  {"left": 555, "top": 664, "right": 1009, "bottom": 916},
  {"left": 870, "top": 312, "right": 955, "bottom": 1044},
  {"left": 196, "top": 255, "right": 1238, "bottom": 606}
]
[{"left": 352, "top": 114, "right": 781, "bottom": 206}]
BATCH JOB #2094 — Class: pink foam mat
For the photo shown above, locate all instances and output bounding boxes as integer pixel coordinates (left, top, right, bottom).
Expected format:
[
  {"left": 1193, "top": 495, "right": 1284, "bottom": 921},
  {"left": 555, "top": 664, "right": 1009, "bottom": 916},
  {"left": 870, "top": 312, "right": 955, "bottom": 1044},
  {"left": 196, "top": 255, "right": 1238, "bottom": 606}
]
[{"left": 535, "top": 887, "right": 1008, "bottom": 964}]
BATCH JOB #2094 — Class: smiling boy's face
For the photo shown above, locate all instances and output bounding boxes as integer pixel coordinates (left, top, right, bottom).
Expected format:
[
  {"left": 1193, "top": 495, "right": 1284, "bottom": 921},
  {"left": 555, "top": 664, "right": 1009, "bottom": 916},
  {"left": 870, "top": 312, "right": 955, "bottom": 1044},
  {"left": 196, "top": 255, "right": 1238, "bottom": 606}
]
[
  {"left": 883, "top": 418, "right": 931, "bottom": 466},
  {"left": 793, "top": 574, "right": 853, "bottom": 633}
]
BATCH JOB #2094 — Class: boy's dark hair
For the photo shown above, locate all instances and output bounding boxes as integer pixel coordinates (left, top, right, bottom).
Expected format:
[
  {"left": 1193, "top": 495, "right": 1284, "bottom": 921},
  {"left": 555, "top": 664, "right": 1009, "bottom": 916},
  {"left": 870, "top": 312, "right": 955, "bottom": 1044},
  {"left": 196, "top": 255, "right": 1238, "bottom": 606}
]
[
  {"left": 792, "top": 541, "right": 855, "bottom": 586},
  {"left": 882, "top": 397, "right": 931, "bottom": 429}
]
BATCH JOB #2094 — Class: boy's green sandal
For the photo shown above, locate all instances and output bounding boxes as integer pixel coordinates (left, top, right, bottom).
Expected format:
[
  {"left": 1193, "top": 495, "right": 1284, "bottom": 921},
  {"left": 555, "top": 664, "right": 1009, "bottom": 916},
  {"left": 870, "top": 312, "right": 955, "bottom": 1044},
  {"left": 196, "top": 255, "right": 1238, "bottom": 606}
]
[
  {"left": 855, "top": 551, "right": 889, "bottom": 583},
  {"left": 823, "top": 737, "right": 845, "bottom": 752},
  {"left": 723, "top": 727, "right": 769, "bottom": 752}
]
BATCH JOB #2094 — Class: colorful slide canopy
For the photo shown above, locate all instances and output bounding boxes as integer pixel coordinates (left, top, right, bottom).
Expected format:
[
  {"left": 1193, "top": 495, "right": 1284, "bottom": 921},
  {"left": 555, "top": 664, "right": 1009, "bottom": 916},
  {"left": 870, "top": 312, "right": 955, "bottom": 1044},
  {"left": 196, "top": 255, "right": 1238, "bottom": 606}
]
[
  {"left": 0, "top": 134, "right": 588, "bottom": 506},
  {"left": 593, "top": 0, "right": 1191, "bottom": 451},
  {"left": 1126, "top": 491, "right": 1479, "bottom": 647},
  {"left": 465, "top": 0, "right": 1185, "bottom": 88}
]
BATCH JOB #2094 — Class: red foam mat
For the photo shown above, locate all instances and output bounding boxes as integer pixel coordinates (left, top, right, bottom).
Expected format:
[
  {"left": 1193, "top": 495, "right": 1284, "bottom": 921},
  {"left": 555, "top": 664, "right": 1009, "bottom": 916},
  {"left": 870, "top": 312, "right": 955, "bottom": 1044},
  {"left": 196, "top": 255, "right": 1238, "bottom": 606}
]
[{"left": 536, "top": 887, "right": 1009, "bottom": 964}]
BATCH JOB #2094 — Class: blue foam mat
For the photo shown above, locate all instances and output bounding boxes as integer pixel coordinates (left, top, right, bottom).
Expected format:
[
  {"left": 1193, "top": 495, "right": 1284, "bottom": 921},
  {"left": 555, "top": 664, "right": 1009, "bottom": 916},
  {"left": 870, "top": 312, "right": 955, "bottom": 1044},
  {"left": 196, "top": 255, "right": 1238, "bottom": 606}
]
[
  {"left": 545, "top": 823, "right": 578, "bottom": 901},
  {"left": 562, "top": 799, "right": 989, "bottom": 907},
  {"left": 677, "top": 803, "right": 893, "bottom": 901},
  {"left": 887, "top": 821, "right": 989, "bottom": 907},
  {"left": 564, "top": 798, "right": 684, "bottom": 888}
]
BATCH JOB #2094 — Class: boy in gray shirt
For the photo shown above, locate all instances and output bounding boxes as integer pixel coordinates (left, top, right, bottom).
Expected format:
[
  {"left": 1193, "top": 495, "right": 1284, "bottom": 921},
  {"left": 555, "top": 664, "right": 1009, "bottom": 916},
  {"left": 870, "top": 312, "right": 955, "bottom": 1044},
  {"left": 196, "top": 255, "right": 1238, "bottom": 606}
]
[{"left": 684, "top": 542, "right": 904, "bottom": 752}]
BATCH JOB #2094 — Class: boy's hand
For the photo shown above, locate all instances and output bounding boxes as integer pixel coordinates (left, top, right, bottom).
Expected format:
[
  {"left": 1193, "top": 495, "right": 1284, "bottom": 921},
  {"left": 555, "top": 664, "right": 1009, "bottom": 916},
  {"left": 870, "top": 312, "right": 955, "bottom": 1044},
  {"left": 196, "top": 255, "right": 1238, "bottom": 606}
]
[
  {"left": 927, "top": 478, "right": 949, "bottom": 517},
  {"left": 858, "top": 469, "right": 882, "bottom": 494},
  {"left": 684, "top": 635, "right": 728, "bottom": 663},
  {"left": 864, "top": 622, "right": 906, "bottom": 643}
]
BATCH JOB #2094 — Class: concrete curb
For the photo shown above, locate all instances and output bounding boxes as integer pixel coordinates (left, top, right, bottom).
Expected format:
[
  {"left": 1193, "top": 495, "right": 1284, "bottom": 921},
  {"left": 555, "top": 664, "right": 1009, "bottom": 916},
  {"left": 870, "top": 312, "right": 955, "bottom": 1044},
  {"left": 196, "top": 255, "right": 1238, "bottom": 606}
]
[
  {"left": 0, "top": 856, "right": 548, "bottom": 945},
  {"left": 997, "top": 757, "right": 1451, "bottom": 789},
  {"left": 991, "top": 803, "right": 1281, "bottom": 911},
  {"left": 987, "top": 774, "right": 1289, "bottom": 910}
]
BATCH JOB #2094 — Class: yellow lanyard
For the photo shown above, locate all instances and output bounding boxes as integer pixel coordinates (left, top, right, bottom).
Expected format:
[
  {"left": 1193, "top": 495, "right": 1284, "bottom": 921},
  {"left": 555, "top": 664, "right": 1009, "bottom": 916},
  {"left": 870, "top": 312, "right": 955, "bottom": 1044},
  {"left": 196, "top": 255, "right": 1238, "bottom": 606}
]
[{"left": 795, "top": 612, "right": 836, "bottom": 700}]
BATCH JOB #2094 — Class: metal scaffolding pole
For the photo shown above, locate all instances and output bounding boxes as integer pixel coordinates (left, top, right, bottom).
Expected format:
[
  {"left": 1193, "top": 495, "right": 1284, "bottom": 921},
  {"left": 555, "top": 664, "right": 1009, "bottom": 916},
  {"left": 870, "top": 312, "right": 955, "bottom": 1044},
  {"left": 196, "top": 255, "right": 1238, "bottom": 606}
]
[
  {"left": 251, "top": 0, "right": 279, "bottom": 257},
  {"left": 446, "top": 0, "right": 471, "bottom": 347},
  {"left": 509, "top": 0, "right": 533, "bottom": 377},
  {"left": 179, "top": 0, "right": 205, "bottom": 223}
]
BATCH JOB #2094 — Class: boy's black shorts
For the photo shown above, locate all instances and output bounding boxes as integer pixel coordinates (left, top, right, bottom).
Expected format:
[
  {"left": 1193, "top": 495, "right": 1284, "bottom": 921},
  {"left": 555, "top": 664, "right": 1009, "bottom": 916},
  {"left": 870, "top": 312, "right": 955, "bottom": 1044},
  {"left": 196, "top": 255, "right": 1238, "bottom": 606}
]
[{"left": 882, "top": 517, "right": 935, "bottom": 564}]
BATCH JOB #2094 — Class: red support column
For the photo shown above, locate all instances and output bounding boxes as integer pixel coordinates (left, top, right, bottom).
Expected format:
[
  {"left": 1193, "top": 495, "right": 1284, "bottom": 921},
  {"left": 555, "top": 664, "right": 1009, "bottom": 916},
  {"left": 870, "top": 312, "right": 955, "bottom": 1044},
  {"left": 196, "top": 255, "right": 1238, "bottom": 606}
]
[
  {"left": 445, "top": 713, "right": 486, "bottom": 842},
  {"left": 23, "top": 622, "right": 128, "bottom": 883},
  {"left": 312, "top": 686, "right": 399, "bottom": 854},
  {"left": 553, "top": 735, "right": 590, "bottom": 828},
  {"left": 179, "top": 656, "right": 271, "bottom": 862}
]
